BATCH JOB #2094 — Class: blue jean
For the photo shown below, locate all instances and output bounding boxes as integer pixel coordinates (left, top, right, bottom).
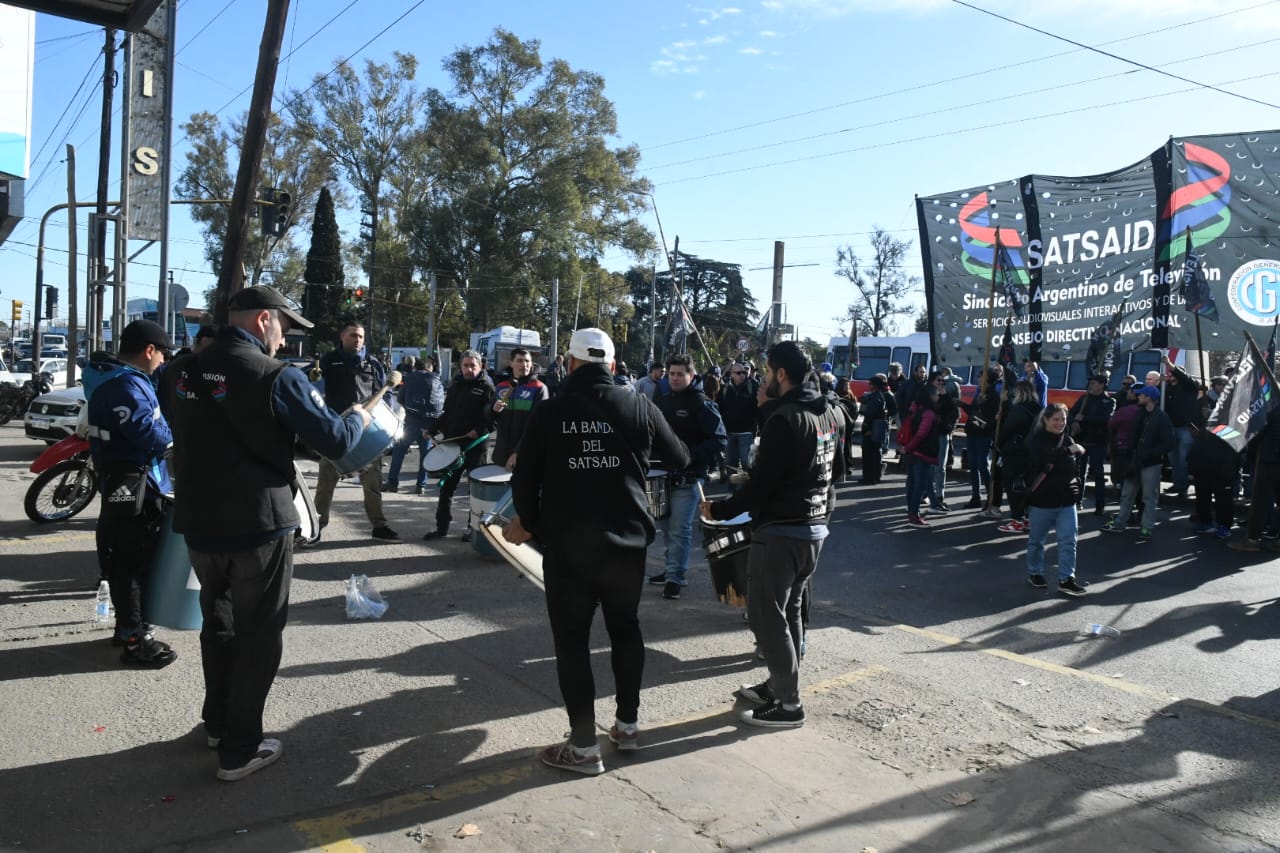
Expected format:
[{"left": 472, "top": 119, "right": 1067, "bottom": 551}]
[
  {"left": 1115, "top": 464, "right": 1162, "bottom": 530},
  {"left": 1172, "top": 425, "right": 1194, "bottom": 490},
  {"left": 1026, "top": 504, "right": 1078, "bottom": 581},
  {"left": 662, "top": 480, "right": 702, "bottom": 585},
  {"left": 931, "top": 436, "right": 951, "bottom": 504},
  {"left": 725, "top": 432, "right": 753, "bottom": 470},
  {"left": 386, "top": 414, "right": 430, "bottom": 490},
  {"left": 967, "top": 435, "right": 992, "bottom": 498},
  {"left": 905, "top": 456, "right": 931, "bottom": 516}
]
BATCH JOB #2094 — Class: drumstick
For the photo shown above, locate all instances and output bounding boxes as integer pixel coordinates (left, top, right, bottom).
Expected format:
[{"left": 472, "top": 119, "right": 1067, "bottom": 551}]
[{"left": 362, "top": 370, "right": 403, "bottom": 411}]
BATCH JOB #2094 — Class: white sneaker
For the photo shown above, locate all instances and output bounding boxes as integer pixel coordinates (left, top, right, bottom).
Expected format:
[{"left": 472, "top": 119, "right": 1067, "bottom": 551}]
[{"left": 216, "top": 738, "right": 283, "bottom": 781}]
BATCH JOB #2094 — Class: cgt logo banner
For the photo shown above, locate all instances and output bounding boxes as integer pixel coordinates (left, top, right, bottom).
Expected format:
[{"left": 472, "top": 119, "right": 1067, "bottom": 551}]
[
  {"left": 917, "top": 130, "right": 1280, "bottom": 368},
  {"left": 1205, "top": 332, "right": 1279, "bottom": 452}
]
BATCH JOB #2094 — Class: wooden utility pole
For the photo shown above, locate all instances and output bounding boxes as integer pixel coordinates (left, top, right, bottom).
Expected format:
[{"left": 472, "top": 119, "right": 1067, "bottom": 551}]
[
  {"left": 214, "top": 0, "right": 291, "bottom": 323},
  {"left": 92, "top": 28, "right": 116, "bottom": 352},
  {"left": 770, "top": 240, "right": 785, "bottom": 345},
  {"left": 65, "top": 146, "right": 77, "bottom": 385}
]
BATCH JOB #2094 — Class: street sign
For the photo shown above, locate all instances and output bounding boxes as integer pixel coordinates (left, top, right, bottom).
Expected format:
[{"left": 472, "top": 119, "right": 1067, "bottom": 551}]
[{"left": 737, "top": 337, "right": 748, "bottom": 352}]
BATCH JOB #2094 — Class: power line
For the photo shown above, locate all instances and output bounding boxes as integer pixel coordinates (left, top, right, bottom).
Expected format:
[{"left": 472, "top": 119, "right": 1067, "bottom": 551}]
[
  {"left": 951, "top": 0, "right": 1280, "bottom": 110},
  {"left": 640, "top": 0, "right": 1279, "bottom": 153},
  {"left": 176, "top": 0, "right": 240, "bottom": 57},
  {"left": 658, "top": 70, "right": 1280, "bottom": 187}
]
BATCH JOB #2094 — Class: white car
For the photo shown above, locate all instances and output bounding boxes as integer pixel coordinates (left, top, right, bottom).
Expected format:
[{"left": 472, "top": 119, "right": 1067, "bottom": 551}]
[
  {"left": 24, "top": 386, "right": 86, "bottom": 443},
  {"left": 0, "top": 356, "right": 16, "bottom": 386},
  {"left": 11, "top": 357, "right": 70, "bottom": 390}
]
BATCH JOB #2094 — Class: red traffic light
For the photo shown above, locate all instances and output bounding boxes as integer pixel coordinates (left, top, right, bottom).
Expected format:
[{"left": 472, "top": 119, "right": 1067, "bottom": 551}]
[{"left": 353, "top": 287, "right": 366, "bottom": 300}]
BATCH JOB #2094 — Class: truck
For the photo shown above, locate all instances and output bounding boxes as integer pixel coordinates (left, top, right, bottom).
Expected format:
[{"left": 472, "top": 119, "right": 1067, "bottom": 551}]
[{"left": 468, "top": 326, "right": 542, "bottom": 371}]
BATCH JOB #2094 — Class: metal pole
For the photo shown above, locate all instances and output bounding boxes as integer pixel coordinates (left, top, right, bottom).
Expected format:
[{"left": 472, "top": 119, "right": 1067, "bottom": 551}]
[
  {"left": 156, "top": 1, "right": 177, "bottom": 336},
  {"left": 65, "top": 146, "right": 78, "bottom": 386},
  {"left": 94, "top": 28, "right": 117, "bottom": 352},
  {"left": 770, "top": 240, "right": 784, "bottom": 346},
  {"left": 426, "top": 271, "right": 437, "bottom": 358},
  {"left": 549, "top": 277, "right": 559, "bottom": 358},
  {"left": 116, "top": 33, "right": 132, "bottom": 346},
  {"left": 649, "top": 264, "right": 656, "bottom": 363},
  {"left": 215, "top": 0, "right": 291, "bottom": 322},
  {"left": 573, "top": 273, "right": 584, "bottom": 331}
]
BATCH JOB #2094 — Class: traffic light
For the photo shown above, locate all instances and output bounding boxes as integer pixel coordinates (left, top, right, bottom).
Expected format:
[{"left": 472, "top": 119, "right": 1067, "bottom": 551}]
[
  {"left": 353, "top": 286, "right": 366, "bottom": 304},
  {"left": 273, "top": 190, "right": 291, "bottom": 237},
  {"left": 44, "top": 287, "right": 56, "bottom": 320},
  {"left": 11, "top": 300, "right": 22, "bottom": 325},
  {"left": 343, "top": 288, "right": 353, "bottom": 305},
  {"left": 258, "top": 186, "right": 277, "bottom": 237}
]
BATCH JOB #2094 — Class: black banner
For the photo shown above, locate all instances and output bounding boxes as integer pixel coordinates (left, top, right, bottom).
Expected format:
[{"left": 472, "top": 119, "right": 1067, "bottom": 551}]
[{"left": 918, "top": 129, "right": 1280, "bottom": 369}]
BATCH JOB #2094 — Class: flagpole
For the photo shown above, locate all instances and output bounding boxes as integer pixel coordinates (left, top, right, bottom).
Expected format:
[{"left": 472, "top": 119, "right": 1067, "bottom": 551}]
[
  {"left": 1186, "top": 228, "right": 1208, "bottom": 382},
  {"left": 980, "top": 228, "right": 1002, "bottom": 395}
]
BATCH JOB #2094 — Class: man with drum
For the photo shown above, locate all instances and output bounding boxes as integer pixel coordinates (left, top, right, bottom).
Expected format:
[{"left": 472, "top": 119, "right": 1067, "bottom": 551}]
[
  {"left": 492, "top": 347, "right": 549, "bottom": 472},
  {"left": 651, "top": 354, "right": 727, "bottom": 600},
  {"left": 718, "top": 361, "right": 759, "bottom": 490},
  {"left": 502, "top": 328, "right": 689, "bottom": 774},
  {"left": 166, "top": 285, "right": 370, "bottom": 780},
  {"left": 700, "top": 341, "right": 845, "bottom": 729},
  {"left": 423, "top": 349, "right": 496, "bottom": 542},
  {"left": 313, "top": 321, "right": 399, "bottom": 541},
  {"left": 385, "top": 356, "right": 445, "bottom": 494}
]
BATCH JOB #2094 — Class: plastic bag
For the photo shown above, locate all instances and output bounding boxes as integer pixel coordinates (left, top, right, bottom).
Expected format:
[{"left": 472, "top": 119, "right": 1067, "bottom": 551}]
[{"left": 344, "top": 574, "right": 388, "bottom": 619}]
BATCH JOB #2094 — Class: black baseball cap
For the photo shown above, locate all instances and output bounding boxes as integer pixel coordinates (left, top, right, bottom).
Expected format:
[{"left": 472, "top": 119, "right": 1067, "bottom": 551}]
[
  {"left": 119, "top": 319, "right": 172, "bottom": 353},
  {"left": 227, "top": 285, "right": 314, "bottom": 329}
]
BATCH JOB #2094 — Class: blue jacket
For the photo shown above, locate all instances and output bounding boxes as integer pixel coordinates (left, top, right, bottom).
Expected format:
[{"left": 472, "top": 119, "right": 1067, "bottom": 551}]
[{"left": 83, "top": 355, "right": 173, "bottom": 493}]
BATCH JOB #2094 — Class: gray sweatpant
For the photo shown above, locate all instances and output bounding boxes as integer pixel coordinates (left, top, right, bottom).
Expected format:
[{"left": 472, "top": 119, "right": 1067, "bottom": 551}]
[{"left": 746, "top": 530, "right": 823, "bottom": 705}]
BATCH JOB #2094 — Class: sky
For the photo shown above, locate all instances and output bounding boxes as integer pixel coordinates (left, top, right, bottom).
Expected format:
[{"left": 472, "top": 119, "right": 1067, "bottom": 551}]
[{"left": 2, "top": 0, "right": 1280, "bottom": 352}]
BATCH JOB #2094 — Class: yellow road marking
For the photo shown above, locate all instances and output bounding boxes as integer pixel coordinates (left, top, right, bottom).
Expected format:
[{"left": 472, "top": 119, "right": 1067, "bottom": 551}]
[
  {"left": 0, "top": 531, "right": 96, "bottom": 548},
  {"left": 291, "top": 665, "right": 891, "bottom": 851}
]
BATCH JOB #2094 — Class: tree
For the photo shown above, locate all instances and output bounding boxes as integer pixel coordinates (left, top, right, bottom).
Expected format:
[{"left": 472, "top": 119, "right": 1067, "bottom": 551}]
[
  {"left": 288, "top": 52, "right": 428, "bottom": 349},
  {"left": 303, "top": 186, "right": 345, "bottom": 348},
  {"left": 834, "top": 227, "right": 918, "bottom": 337},
  {"left": 914, "top": 306, "right": 930, "bottom": 333},
  {"left": 631, "top": 250, "right": 757, "bottom": 366},
  {"left": 174, "top": 110, "right": 333, "bottom": 306},
  {"left": 405, "top": 29, "right": 653, "bottom": 331}
]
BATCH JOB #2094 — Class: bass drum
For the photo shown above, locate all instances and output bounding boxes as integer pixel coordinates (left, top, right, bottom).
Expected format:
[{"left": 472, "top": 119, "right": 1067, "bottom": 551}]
[
  {"left": 699, "top": 512, "right": 751, "bottom": 607},
  {"left": 468, "top": 465, "right": 512, "bottom": 558},
  {"left": 478, "top": 490, "right": 544, "bottom": 590},
  {"left": 423, "top": 442, "right": 462, "bottom": 476},
  {"left": 330, "top": 398, "right": 403, "bottom": 476},
  {"left": 293, "top": 462, "right": 320, "bottom": 545}
]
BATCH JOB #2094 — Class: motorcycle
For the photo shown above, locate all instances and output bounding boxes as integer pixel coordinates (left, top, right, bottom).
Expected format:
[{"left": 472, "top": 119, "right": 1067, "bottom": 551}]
[
  {"left": 0, "top": 372, "right": 54, "bottom": 425},
  {"left": 25, "top": 432, "right": 98, "bottom": 523}
]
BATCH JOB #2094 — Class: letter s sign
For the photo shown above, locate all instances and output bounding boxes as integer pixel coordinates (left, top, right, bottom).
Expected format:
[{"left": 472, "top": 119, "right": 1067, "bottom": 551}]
[{"left": 132, "top": 146, "right": 160, "bottom": 176}]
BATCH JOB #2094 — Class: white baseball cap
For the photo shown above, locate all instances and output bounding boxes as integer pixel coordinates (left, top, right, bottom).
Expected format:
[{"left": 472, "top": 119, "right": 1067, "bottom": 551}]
[{"left": 567, "top": 327, "right": 615, "bottom": 364}]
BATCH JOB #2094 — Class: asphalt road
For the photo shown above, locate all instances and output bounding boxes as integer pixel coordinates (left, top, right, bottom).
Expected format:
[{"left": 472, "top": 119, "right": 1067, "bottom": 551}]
[{"left": 1, "top": 422, "right": 1278, "bottom": 853}]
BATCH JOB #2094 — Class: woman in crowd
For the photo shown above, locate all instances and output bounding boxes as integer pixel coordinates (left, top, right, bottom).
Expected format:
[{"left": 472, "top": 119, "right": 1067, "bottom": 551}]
[
  {"left": 1024, "top": 403, "right": 1087, "bottom": 596},
  {"left": 995, "top": 380, "right": 1043, "bottom": 533},
  {"left": 901, "top": 385, "right": 941, "bottom": 527},
  {"left": 960, "top": 367, "right": 1001, "bottom": 509}
]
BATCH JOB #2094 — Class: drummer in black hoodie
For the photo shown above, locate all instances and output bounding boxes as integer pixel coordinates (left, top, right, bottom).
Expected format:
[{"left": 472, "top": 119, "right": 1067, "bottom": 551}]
[
  {"left": 700, "top": 341, "right": 845, "bottom": 729},
  {"left": 423, "top": 349, "right": 496, "bottom": 541},
  {"left": 504, "top": 328, "right": 689, "bottom": 775}
]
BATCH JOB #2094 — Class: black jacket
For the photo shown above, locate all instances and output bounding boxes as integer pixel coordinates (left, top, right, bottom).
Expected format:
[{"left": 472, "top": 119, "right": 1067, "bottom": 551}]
[
  {"left": 1166, "top": 366, "right": 1203, "bottom": 428},
  {"left": 1067, "top": 391, "right": 1116, "bottom": 446},
  {"left": 1025, "top": 428, "right": 1080, "bottom": 508},
  {"left": 656, "top": 385, "right": 727, "bottom": 479},
  {"left": 438, "top": 372, "right": 497, "bottom": 438},
  {"left": 1132, "top": 405, "right": 1177, "bottom": 469},
  {"left": 320, "top": 347, "right": 385, "bottom": 411},
  {"left": 960, "top": 386, "right": 999, "bottom": 438},
  {"left": 710, "top": 384, "right": 846, "bottom": 527},
  {"left": 717, "top": 378, "right": 760, "bottom": 434},
  {"left": 510, "top": 363, "right": 689, "bottom": 551}
]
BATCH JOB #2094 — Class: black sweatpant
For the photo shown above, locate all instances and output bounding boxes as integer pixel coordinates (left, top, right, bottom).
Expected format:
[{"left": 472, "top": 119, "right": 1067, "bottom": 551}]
[
  {"left": 435, "top": 444, "right": 489, "bottom": 532},
  {"left": 190, "top": 535, "right": 293, "bottom": 770},
  {"left": 861, "top": 436, "right": 883, "bottom": 483},
  {"left": 542, "top": 541, "right": 647, "bottom": 748},
  {"left": 95, "top": 496, "right": 164, "bottom": 636}
]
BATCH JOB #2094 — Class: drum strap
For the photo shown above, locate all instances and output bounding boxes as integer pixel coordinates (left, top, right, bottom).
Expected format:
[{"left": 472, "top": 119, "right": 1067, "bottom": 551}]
[{"left": 435, "top": 432, "right": 490, "bottom": 488}]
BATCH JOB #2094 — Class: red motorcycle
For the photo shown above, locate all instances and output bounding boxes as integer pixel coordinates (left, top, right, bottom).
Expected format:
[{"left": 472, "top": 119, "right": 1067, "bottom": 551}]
[{"left": 25, "top": 433, "right": 97, "bottom": 523}]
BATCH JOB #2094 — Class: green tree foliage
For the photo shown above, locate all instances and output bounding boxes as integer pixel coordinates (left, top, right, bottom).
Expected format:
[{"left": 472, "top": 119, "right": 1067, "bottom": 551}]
[
  {"left": 834, "top": 227, "right": 919, "bottom": 337},
  {"left": 303, "top": 186, "right": 345, "bottom": 348},
  {"left": 174, "top": 111, "right": 333, "bottom": 305},
  {"left": 630, "top": 251, "right": 758, "bottom": 366},
  {"left": 405, "top": 29, "right": 653, "bottom": 330}
]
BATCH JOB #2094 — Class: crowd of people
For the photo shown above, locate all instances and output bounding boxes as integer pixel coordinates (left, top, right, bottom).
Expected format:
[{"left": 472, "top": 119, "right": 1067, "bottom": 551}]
[{"left": 78, "top": 285, "right": 1271, "bottom": 782}]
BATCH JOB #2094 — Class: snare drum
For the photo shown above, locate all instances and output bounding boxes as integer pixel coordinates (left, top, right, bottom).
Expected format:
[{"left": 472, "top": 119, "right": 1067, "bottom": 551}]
[
  {"left": 478, "top": 490, "right": 545, "bottom": 590},
  {"left": 468, "top": 465, "right": 512, "bottom": 558},
  {"left": 331, "top": 399, "right": 403, "bottom": 476},
  {"left": 700, "top": 512, "right": 751, "bottom": 607},
  {"left": 645, "top": 468, "right": 671, "bottom": 519},
  {"left": 423, "top": 442, "right": 462, "bottom": 475}
]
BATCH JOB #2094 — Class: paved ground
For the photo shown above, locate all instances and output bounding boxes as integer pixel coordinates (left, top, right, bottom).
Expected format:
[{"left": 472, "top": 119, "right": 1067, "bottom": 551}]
[{"left": 1, "top": 422, "right": 1278, "bottom": 853}]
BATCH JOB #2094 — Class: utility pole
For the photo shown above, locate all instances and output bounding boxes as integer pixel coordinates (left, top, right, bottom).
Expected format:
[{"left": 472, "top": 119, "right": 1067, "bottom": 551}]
[
  {"left": 549, "top": 277, "right": 559, "bottom": 359},
  {"left": 65, "top": 146, "right": 78, "bottom": 385},
  {"left": 92, "top": 28, "right": 116, "bottom": 352},
  {"left": 426, "top": 271, "right": 437, "bottom": 358},
  {"left": 215, "top": 0, "right": 290, "bottom": 323},
  {"left": 649, "top": 264, "right": 656, "bottom": 364},
  {"left": 770, "top": 240, "right": 785, "bottom": 346}
]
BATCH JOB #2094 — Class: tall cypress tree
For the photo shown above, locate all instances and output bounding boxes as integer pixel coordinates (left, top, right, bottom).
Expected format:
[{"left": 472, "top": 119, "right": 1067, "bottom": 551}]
[{"left": 304, "top": 186, "right": 344, "bottom": 349}]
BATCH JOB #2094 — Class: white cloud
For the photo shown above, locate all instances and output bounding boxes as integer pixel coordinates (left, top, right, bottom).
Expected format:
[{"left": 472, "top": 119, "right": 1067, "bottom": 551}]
[
  {"left": 692, "top": 89, "right": 707, "bottom": 100},
  {"left": 761, "top": 0, "right": 784, "bottom": 9},
  {"left": 704, "top": 34, "right": 729, "bottom": 44},
  {"left": 759, "top": 29, "right": 778, "bottom": 37},
  {"left": 740, "top": 46, "right": 764, "bottom": 55}
]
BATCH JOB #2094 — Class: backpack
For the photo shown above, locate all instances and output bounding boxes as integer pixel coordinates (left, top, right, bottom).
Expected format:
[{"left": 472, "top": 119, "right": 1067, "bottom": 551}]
[{"left": 896, "top": 410, "right": 916, "bottom": 447}]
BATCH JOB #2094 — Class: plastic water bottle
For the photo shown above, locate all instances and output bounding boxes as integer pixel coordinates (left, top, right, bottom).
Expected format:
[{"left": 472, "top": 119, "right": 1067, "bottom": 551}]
[
  {"left": 1082, "top": 622, "right": 1120, "bottom": 638},
  {"left": 93, "top": 580, "right": 112, "bottom": 623}
]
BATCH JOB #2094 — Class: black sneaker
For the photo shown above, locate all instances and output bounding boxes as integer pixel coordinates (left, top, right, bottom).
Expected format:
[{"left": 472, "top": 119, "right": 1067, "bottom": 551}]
[
  {"left": 460, "top": 528, "right": 473, "bottom": 543},
  {"left": 216, "top": 738, "right": 283, "bottom": 781},
  {"left": 120, "top": 633, "right": 177, "bottom": 668},
  {"left": 372, "top": 525, "right": 400, "bottom": 541},
  {"left": 111, "top": 623, "right": 155, "bottom": 646},
  {"left": 1058, "top": 577, "right": 1087, "bottom": 597},
  {"left": 734, "top": 681, "right": 775, "bottom": 705},
  {"left": 965, "top": 496, "right": 982, "bottom": 509},
  {"left": 1027, "top": 573, "right": 1048, "bottom": 589},
  {"left": 1136, "top": 527, "right": 1152, "bottom": 543},
  {"left": 933, "top": 502, "right": 951, "bottom": 514},
  {"left": 422, "top": 528, "right": 448, "bottom": 541},
  {"left": 382, "top": 483, "right": 399, "bottom": 493},
  {"left": 738, "top": 700, "right": 805, "bottom": 729},
  {"left": 648, "top": 573, "right": 667, "bottom": 585},
  {"left": 663, "top": 581, "right": 681, "bottom": 600}
]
